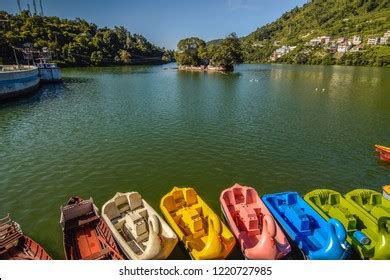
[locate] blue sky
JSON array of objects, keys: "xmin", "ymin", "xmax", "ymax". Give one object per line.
[{"xmin": 1, "ymin": 0, "xmax": 307, "ymax": 49}]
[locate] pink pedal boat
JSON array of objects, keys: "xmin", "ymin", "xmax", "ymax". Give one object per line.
[{"xmin": 220, "ymin": 184, "xmax": 291, "ymax": 259}]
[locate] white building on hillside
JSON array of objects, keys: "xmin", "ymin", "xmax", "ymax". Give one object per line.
[
  {"xmin": 367, "ymin": 37, "xmax": 379, "ymax": 45},
  {"xmin": 319, "ymin": 36, "xmax": 331, "ymax": 44},
  {"xmin": 336, "ymin": 37, "xmax": 347, "ymax": 44},
  {"xmin": 379, "ymin": 37, "xmax": 388, "ymax": 45},
  {"xmin": 309, "ymin": 38, "xmax": 322, "ymax": 46},
  {"xmin": 337, "ymin": 44, "xmax": 349, "ymax": 53},
  {"xmin": 352, "ymin": 35, "xmax": 362, "ymax": 45},
  {"xmin": 270, "ymin": 45, "xmax": 296, "ymax": 61}
]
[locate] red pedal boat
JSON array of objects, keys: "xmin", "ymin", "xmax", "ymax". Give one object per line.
[
  {"xmin": 375, "ymin": 145, "xmax": 390, "ymax": 162},
  {"xmin": 220, "ymin": 184, "xmax": 291, "ymax": 259},
  {"xmin": 60, "ymin": 196, "xmax": 123, "ymax": 260},
  {"xmin": 0, "ymin": 214, "xmax": 52, "ymax": 260}
]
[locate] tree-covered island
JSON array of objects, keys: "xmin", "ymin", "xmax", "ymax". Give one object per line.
[{"xmin": 175, "ymin": 33, "xmax": 243, "ymax": 72}]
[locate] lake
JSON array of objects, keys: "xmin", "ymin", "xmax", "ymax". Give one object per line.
[{"xmin": 0, "ymin": 63, "xmax": 389, "ymax": 259}]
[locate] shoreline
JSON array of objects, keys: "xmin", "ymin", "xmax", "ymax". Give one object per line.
[{"xmin": 178, "ymin": 65, "xmax": 231, "ymax": 72}]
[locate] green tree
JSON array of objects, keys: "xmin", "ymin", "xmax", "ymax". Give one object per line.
[
  {"xmin": 0, "ymin": 11, "xmax": 166, "ymax": 66},
  {"xmin": 209, "ymin": 33, "xmax": 243, "ymax": 70},
  {"xmin": 175, "ymin": 37, "xmax": 206, "ymax": 66}
]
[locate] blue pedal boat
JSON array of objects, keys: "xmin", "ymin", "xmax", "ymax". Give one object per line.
[{"xmin": 262, "ymin": 192, "xmax": 351, "ymax": 260}]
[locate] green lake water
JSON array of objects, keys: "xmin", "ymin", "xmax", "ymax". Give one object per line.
[{"xmin": 0, "ymin": 63, "xmax": 389, "ymax": 259}]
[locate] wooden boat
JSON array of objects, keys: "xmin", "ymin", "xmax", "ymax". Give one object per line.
[
  {"xmin": 0, "ymin": 214, "xmax": 52, "ymax": 260},
  {"xmin": 305, "ymin": 188, "xmax": 390, "ymax": 260},
  {"xmin": 262, "ymin": 192, "xmax": 351, "ymax": 259},
  {"xmin": 160, "ymin": 187, "xmax": 236, "ymax": 260},
  {"xmin": 102, "ymin": 192, "xmax": 178, "ymax": 260},
  {"xmin": 375, "ymin": 145, "xmax": 390, "ymax": 162},
  {"xmin": 343, "ymin": 189, "xmax": 390, "ymax": 259},
  {"xmin": 220, "ymin": 184, "xmax": 290, "ymax": 259},
  {"xmin": 60, "ymin": 196, "xmax": 123, "ymax": 260}
]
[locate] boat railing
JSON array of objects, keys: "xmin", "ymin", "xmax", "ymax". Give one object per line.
[
  {"xmin": 36, "ymin": 62, "xmax": 58, "ymax": 69},
  {"xmin": 0, "ymin": 65, "xmax": 37, "ymax": 72}
]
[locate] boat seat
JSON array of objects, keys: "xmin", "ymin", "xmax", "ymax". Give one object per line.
[
  {"xmin": 309, "ymin": 195, "xmax": 322, "ymax": 206},
  {"xmin": 223, "ymin": 191, "xmax": 235, "ymax": 206},
  {"xmin": 190, "ymin": 217, "xmax": 203, "ymax": 234},
  {"xmin": 104, "ymin": 202, "xmax": 121, "ymax": 221},
  {"xmin": 81, "ymin": 247, "xmax": 110, "ymax": 260},
  {"xmin": 118, "ymin": 204, "xmax": 130, "ymax": 213},
  {"xmin": 328, "ymin": 193, "xmax": 340, "ymax": 205},
  {"xmin": 0, "ymin": 230, "xmax": 21, "ymax": 251},
  {"xmin": 350, "ymin": 195, "xmax": 363, "ymax": 207},
  {"xmin": 369, "ymin": 194, "xmax": 382, "ymax": 206},
  {"xmin": 66, "ymin": 214, "xmax": 99, "ymax": 230},
  {"xmin": 329, "ymin": 206, "xmax": 357, "ymax": 231},
  {"xmin": 172, "ymin": 189, "xmax": 184, "ymax": 202},
  {"xmin": 163, "ymin": 196, "xmax": 177, "ymax": 213},
  {"xmin": 285, "ymin": 206, "xmax": 311, "ymax": 233},
  {"xmin": 246, "ymin": 189, "xmax": 257, "ymax": 204},
  {"xmin": 134, "ymin": 221, "xmax": 148, "ymax": 242},
  {"xmin": 185, "ymin": 189, "xmax": 198, "ymax": 206},
  {"xmin": 286, "ymin": 193, "xmax": 298, "ymax": 205},
  {"xmin": 235, "ymin": 204, "xmax": 260, "ymax": 235},
  {"xmin": 128, "ymin": 193, "xmax": 143, "ymax": 211},
  {"xmin": 125, "ymin": 215, "xmax": 148, "ymax": 243},
  {"xmin": 62, "ymin": 200, "xmax": 95, "ymax": 221}
]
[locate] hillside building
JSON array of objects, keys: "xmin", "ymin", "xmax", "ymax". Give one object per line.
[
  {"xmin": 352, "ymin": 35, "xmax": 362, "ymax": 45},
  {"xmin": 379, "ymin": 37, "xmax": 388, "ymax": 45},
  {"xmin": 367, "ymin": 37, "xmax": 379, "ymax": 45}
]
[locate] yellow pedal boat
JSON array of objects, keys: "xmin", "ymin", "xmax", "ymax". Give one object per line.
[{"xmin": 160, "ymin": 187, "xmax": 236, "ymax": 260}]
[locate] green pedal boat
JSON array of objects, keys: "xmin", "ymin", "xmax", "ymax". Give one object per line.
[{"xmin": 304, "ymin": 189, "xmax": 390, "ymax": 260}]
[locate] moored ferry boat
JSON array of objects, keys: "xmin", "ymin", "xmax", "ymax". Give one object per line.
[
  {"xmin": 0, "ymin": 65, "xmax": 40, "ymax": 101},
  {"xmin": 36, "ymin": 47, "xmax": 62, "ymax": 82}
]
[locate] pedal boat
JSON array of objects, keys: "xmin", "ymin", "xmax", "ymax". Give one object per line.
[
  {"xmin": 262, "ymin": 192, "xmax": 351, "ymax": 259},
  {"xmin": 0, "ymin": 214, "xmax": 52, "ymax": 260},
  {"xmin": 343, "ymin": 189, "xmax": 390, "ymax": 259},
  {"xmin": 60, "ymin": 196, "xmax": 123, "ymax": 260},
  {"xmin": 160, "ymin": 187, "xmax": 236, "ymax": 260},
  {"xmin": 102, "ymin": 192, "xmax": 178, "ymax": 260},
  {"xmin": 220, "ymin": 184, "xmax": 290, "ymax": 259},
  {"xmin": 375, "ymin": 145, "xmax": 390, "ymax": 162}
]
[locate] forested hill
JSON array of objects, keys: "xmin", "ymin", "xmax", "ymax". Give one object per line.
[
  {"xmin": 241, "ymin": 0, "xmax": 390, "ymax": 66},
  {"xmin": 0, "ymin": 11, "xmax": 172, "ymax": 66}
]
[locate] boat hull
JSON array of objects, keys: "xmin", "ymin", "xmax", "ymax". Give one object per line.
[
  {"xmin": 262, "ymin": 191, "xmax": 351, "ymax": 260},
  {"xmin": 0, "ymin": 66, "xmax": 40, "ymax": 102},
  {"xmin": 343, "ymin": 189, "xmax": 390, "ymax": 260},
  {"xmin": 375, "ymin": 145, "xmax": 390, "ymax": 162},
  {"xmin": 38, "ymin": 66, "xmax": 62, "ymax": 83},
  {"xmin": 160, "ymin": 187, "xmax": 236, "ymax": 260},
  {"xmin": 60, "ymin": 197, "xmax": 123, "ymax": 260},
  {"xmin": 102, "ymin": 192, "xmax": 178, "ymax": 260},
  {"xmin": 0, "ymin": 215, "xmax": 52, "ymax": 260},
  {"xmin": 220, "ymin": 184, "xmax": 290, "ymax": 259}
]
